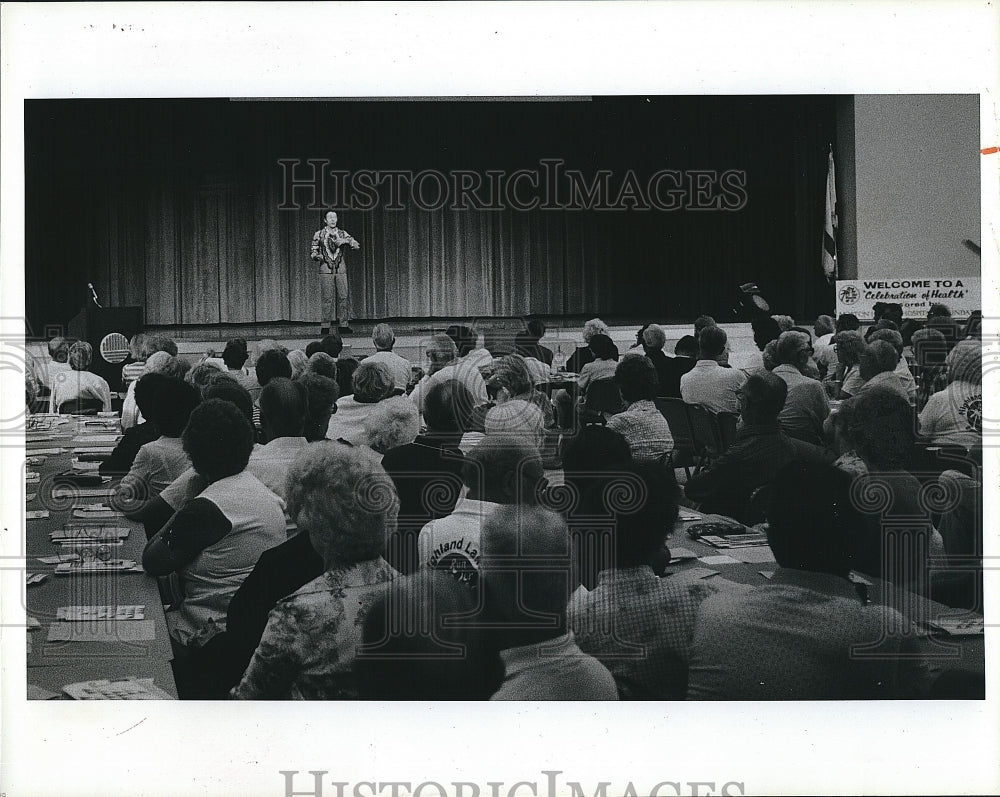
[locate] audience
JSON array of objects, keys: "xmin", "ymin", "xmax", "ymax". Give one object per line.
[
  {"xmin": 857, "ymin": 339, "xmax": 911, "ymax": 404},
  {"xmin": 577, "ymin": 333, "xmax": 619, "ymax": 393},
  {"xmin": 515, "ymin": 318, "xmax": 554, "ymax": 365},
  {"xmin": 829, "ymin": 329, "xmax": 867, "ymax": 398},
  {"xmin": 868, "ymin": 327, "xmax": 916, "ymax": 402},
  {"xmin": 910, "ymin": 327, "xmax": 950, "ymax": 410},
  {"xmin": 121, "ymin": 332, "xmax": 149, "ymax": 387},
  {"xmin": 295, "ymin": 370, "xmax": 339, "ymax": 442},
  {"xmin": 248, "ymin": 377, "xmax": 310, "ymax": 500},
  {"xmin": 326, "ymin": 360, "xmax": 396, "ymax": 444},
  {"xmin": 693, "ymin": 315, "xmax": 716, "ymax": 338},
  {"xmin": 680, "ymin": 326, "xmax": 746, "ymax": 414},
  {"xmin": 481, "ymin": 505, "xmax": 618, "ymax": 700},
  {"xmin": 684, "ymin": 372, "xmax": 832, "ymax": 521},
  {"xmin": 363, "ymin": 395, "xmax": 420, "ymax": 457},
  {"xmin": 366, "ymin": 323, "xmax": 412, "ymax": 390},
  {"xmin": 287, "ymin": 349, "xmax": 309, "ymax": 380},
  {"xmin": 641, "ymin": 323, "xmax": 693, "ymax": 398},
  {"xmin": 38, "ymin": 336, "xmax": 73, "ymax": 391},
  {"xmin": 306, "ymin": 351, "xmax": 338, "ymax": 381},
  {"xmin": 222, "ymin": 339, "xmax": 258, "ymax": 394},
  {"xmin": 606, "ymin": 354, "xmax": 673, "ymax": 463},
  {"xmin": 410, "ymin": 334, "xmax": 489, "ymax": 413},
  {"xmin": 687, "ymin": 461, "xmax": 936, "ymax": 699},
  {"xmin": 918, "ymin": 338, "xmax": 982, "ymax": 448},
  {"xmin": 231, "ymin": 444, "xmax": 399, "ymax": 699},
  {"xmin": 771, "ymin": 331, "xmax": 829, "ymax": 445},
  {"xmin": 446, "ymin": 323, "xmax": 493, "ymax": 370},
  {"xmin": 49, "ymin": 341, "xmax": 113, "ymax": 414},
  {"xmin": 565, "ymin": 317, "xmax": 609, "ymax": 374}
]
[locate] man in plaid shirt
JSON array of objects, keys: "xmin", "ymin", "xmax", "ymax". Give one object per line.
[{"xmin": 310, "ymin": 211, "xmax": 360, "ymax": 334}]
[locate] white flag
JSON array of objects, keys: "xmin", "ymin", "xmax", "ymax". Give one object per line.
[{"xmin": 822, "ymin": 147, "xmax": 838, "ymax": 282}]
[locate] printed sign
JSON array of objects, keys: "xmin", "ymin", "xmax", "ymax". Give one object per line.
[{"xmin": 835, "ymin": 277, "xmax": 980, "ymax": 320}]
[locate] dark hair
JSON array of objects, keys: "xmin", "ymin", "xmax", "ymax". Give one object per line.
[
  {"xmin": 445, "ymin": 324, "xmax": 477, "ymax": 358},
  {"xmin": 694, "ymin": 315, "xmax": 716, "ymax": 337},
  {"xmin": 927, "ymin": 302, "xmax": 952, "ymax": 319},
  {"xmin": 615, "ymin": 354, "xmax": 659, "ymax": 402},
  {"xmin": 740, "ymin": 372, "xmax": 787, "ymax": 424},
  {"xmin": 899, "ymin": 319, "xmax": 923, "ymax": 348},
  {"xmin": 222, "ymin": 340, "xmax": 249, "ymax": 370},
  {"xmin": 751, "ymin": 316, "xmax": 782, "ymax": 351},
  {"xmin": 318, "ymin": 333, "xmax": 344, "ymax": 359},
  {"xmin": 295, "ymin": 371, "xmax": 339, "ymax": 442},
  {"xmin": 202, "ymin": 380, "xmax": 254, "ymax": 425},
  {"xmin": 305, "ymin": 341, "xmax": 322, "ymax": 358},
  {"xmin": 835, "ymin": 313, "xmax": 861, "ymax": 332},
  {"xmin": 133, "ymin": 372, "xmax": 168, "ymax": 421},
  {"xmin": 147, "ymin": 335, "xmax": 179, "ymax": 357},
  {"xmin": 259, "ymin": 377, "xmax": 308, "ymax": 438},
  {"xmin": 858, "ymin": 340, "xmax": 899, "ymax": 379},
  {"xmin": 588, "ymin": 333, "xmax": 618, "ymax": 361},
  {"xmin": 352, "ymin": 361, "xmax": 394, "ymax": 404},
  {"xmin": 673, "ymin": 335, "xmax": 699, "ymax": 358},
  {"xmin": 145, "ymin": 376, "xmax": 200, "ymax": 437},
  {"xmin": 336, "ymin": 356, "xmax": 360, "ymax": 398},
  {"xmin": 526, "ymin": 318, "xmax": 546, "ymax": 340},
  {"xmin": 561, "ymin": 426, "xmax": 631, "ymax": 475},
  {"xmin": 608, "ymin": 461, "xmax": 679, "ymax": 568},
  {"xmin": 837, "ymin": 388, "xmax": 915, "ymax": 470},
  {"xmin": 698, "ymin": 325, "xmax": 728, "ymax": 359},
  {"xmin": 182, "ymin": 398, "xmax": 254, "ymax": 481},
  {"xmin": 424, "ymin": 378, "xmax": 475, "ymax": 433},
  {"xmin": 255, "ymin": 349, "xmax": 292, "ymax": 386},
  {"xmin": 766, "ymin": 462, "xmax": 862, "ymax": 575}
]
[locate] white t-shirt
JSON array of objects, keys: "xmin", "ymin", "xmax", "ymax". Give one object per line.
[{"xmin": 918, "ymin": 381, "xmax": 982, "ymax": 447}]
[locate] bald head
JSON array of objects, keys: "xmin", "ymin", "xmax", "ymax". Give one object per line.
[{"xmin": 259, "ymin": 376, "xmax": 308, "ymax": 440}]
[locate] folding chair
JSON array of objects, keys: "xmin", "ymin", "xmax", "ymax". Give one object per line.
[
  {"xmin": 654, "ymin": 397, "xmax": 699, "ymax": 478},
  {"xmin": 579, "ymin": 378, "xmax": 624, "ymax": 427}
]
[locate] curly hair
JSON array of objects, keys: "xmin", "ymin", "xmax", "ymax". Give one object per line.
[
  {"xmin": 364, "ymin": 396, "xmax": 420, "ymax": 454},
  {"xmin": 641, "ymin": 323, "xmax": 667, "ymax": 351},
  {"xmin": 68, "ymin": 341, "xmax": 93, "ymax": 371},
  {"xmin": 255, "ymin": 349, "xmax": 292, "ymax": 386},
  {"xmin": 284, "ymin": 443, "xmax": 399, "ymax": 565},
  {"xmin": 582, "ymin": 318, "xmax": 609, "ymax": 344},
  {"xmin": 307, "ymin": 351, "xmax": 338, "ymax": 381},
  {"xmin": 614, "ymin": 353, "xmax": 659, "ymax": 402},
  {"xmin": 490, "ymin": 354, "xmax": 534, "ymax": 398},
  {"xmin": 182, "ymin": 398, "xmax": 255, "ymax": 481},
  {"xmin": 833, "ymin": 330, "xmax": 866, "ymax": 366},
  {"xmin": 946, "ymin": 339, "xmax": 982, "ymax": 386}
]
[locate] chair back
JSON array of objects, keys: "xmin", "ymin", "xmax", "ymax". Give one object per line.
[
  {"xmin": 654, "ymin": 397, "xmax": 696, "ymax": 450},
  {"xmin": 687, "ymin": 403, "xmax": 725, "ymax": 459},
  {"xmin": 714, "ymin": 411, "xmax": 739, "ymax": 451},
  {"xmin": 58, "ymin": 398, "xmax": 104, "ymax": 415}
]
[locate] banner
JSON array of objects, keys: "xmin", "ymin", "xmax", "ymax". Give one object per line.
[{"xmin": 835, "ymin": 277, "xmax": 980, "ymax": 320}]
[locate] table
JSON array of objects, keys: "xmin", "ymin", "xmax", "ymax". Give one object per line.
[{"xmin": 24, "ymin": 415, "xmax": 177, "ymax": 699}]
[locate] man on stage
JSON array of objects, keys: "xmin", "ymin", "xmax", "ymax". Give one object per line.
[{"xmin": 310, "ymin": 211, "xmax": 360, "ymax": 334}]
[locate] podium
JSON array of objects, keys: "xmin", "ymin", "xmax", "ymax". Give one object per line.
[{"xmin": 67, "ymin": 305, "xmax": 143, "ymax": 389}]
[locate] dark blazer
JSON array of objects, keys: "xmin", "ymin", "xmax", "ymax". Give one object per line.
[{"xmin": 646, "ymin": 350, "xmax": 696, "ymax": 399}]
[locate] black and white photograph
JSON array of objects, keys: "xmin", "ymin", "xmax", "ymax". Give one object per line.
[{"xmin": 2, "ymin": 3, "xmax": 997, "ymax": 796}]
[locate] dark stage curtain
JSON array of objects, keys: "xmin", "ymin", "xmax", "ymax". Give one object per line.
[{"xmin": 25, "ymin": 98, "xmax": 837, "ymax": 333}]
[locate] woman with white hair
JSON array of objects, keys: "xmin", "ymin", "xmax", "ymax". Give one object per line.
[
  {"xmin": 49, "ymin": 341, "xmax": 113, "ymax": 413},
  {"xmin": 287, "ymin": 349, "xmax": 309, "ymax": 380},
  {"xmin": 918, "ymin": 338, "xmax": 982, "ymax": 448},
  {"xmin": 326, "ymin": 360, "xmax": 396, "ymax": 445},
  {"xmin": 231, "ymin": 444, "xmax": 399, "ymax": 700},
  {"xmin": 566, "ymin": 317, "xmax": 610, "ymax": 374},
  {"xmin": 363, "ymin": 395, "xmax": 420, "ymax": 458},
  {"xmin": 483, "ymin": 399, "xmax": 546, "ymax": 454}
]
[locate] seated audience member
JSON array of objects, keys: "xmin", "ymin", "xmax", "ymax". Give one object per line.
[
  {"xmin": 334, "ymin": 355, "xmax": 360, "ymax": 399},
  {"xmin": 326, "ymin": 360, "xmax": 395, "ymax": 445},
  {"xmin": 248, "ymin": 377, "xmax": 309, "ymax": 500},
  {"xmin": 900, "ymin": 319, "xmax": 923, "ymax": 367},
  {"xmin": 482, "ymin": 505, "xmax": 618, "ymax": 700},
  {"xmin": 222, "ymin": 339, "xmax": 258, "ymax": 394},
  {"xmin": 771, "ymin": 331, "xmax": 829, "ymax": 445},
  {"xmin": 287, "ymin": 349, "xmax": 309, "ymax": 380},
  {"xmin": 38, "ymin": 336, "xmax": 73, "ymax": 391},
  {"xmin": 515, "ymin": 318, "xmax": 554, "ymax": 366},
  {"xmin": 693, "ymin": 315, "xmax": 716, "ymax": 338},
  {"xmin": 828, "ymin": 329, "xmax": 866, "ymax": 398},
  {"xmin": 790, "ymin": 326, "xmax": 822, "ymax": 379},
  {"xmin": 771, "ymin": 314, "xmax": 794, "ymax": 333},
  {"xmin": 680, "ymin": 325, "xmax": 746, "ymax": 414},
  {"xmin": 356, "ymin": 569, "xmax": 504, "ymax": 699},
  {"xmin": 918, "ymin": 338, "xmax": 982, "ymax": 448},
  {"xmin": 121, "ymin": 332, "xmax": 148, "ymax": 388},
  {"xmin": 306, "ymin": 351, "xmax": 338, "ymax": 381},
  {"xmin": 363, "ymin": 396, "xmax": 420, "ymax": 458},
  {"xmin": 925, "ymin": 313, "xmax": 960, "ymax": 350},
  {"xmin": 687, "ymin": 462, "xmax": 937, "ymax": 700},
  {"xmin": 231, "ymin": 444, "xmax": 399, "ymax": 699},
  {"xmin": 838, "ymin": 388, "xmax": 944, "ymax": 593},
  {"xmin": 748, "ymin": 315, "xmax": 782, "ymax": 372},
  {"xmin": 910, "ymin": 328, "xmax": 949, "ymax": 410},
  {"xmin": 50, "ymin": 341, "xmax": 113, "ymax": 413},
  {"xmin": 672, "ymin": 335, "xmax": 699, "ymax": 365},
  {"xmin": 577, "ymin": 334, "xmax": 620, "ymax": 394},
  {"xmin": 684, "ymin": 372, "xmax": 832, "ymax": 522},
  {"xmin": 418, "ymin": 437, "xmax": 543, "ymax": 587},
  {"xmin": 606, "ymin": 354, "xmax": 673, "ymax": 463},
  {"xmin": 962, "ymin": 310, "xmax": 982, "ymax": 341},
  {"xmin": 121, "ymin": 339, "xmax": 183, "ymax": 428},
  {"xmin": 142, "ymin": 400, "xmax": 286, "ymax": 660},
  {"xmin": 813, "ymin": 314, "xmax": 835, "ymax": 347},
  {"xmin": 117, "ymin": 375, "xmax": 200, "ymax": 513},
  {"xmin": 827, "ymin": 408, "xmax": 868, "ymax": 477},
  {"xmin": 295, "ymin": 371, "xmax": 338, "ymax": 442},
  {"xmin": 761, "ymin": 339, "xmax": 779, "ymax": 371},
  {"xmin": 858, "ymin": 340, "xmax": 911, "ymax": 404},
  {"xmin": 642, "ymin": 323, "xmax": 693, "ymax": 398},
  {"xmin": 252, "ymin": 348, "xmax": 293, "ymax": 430},
  {"xmin": 484, "ymin": 399, "xmax": 546, "ymax": 455},
  {"xmin": 100, "ymin": 396, "xmax": 163, "ymax": 477},
  {"xmin": 317, "ymin": 333, "xmax": 343, "ymax": 360},
  {"xmin": 569, "ymin": 461, "xmax": 731, "ymax": 699},
  {"xmin": 304, "ymin": 340, "xmax": 322, "ymax": 358},
  {"xmin": 446, "ymin": 324, "xmax": 493, "ymax": 370},
  {"xmin": 185, "ymin": 362, "xmax": 227, "ymax": 394},
  {"xmin": 565, "ymin": 318, "xmax": 610, "ymax": 374},
  {"xmin": 483, "ymin": 353, "xmax": 555, "ymax": 427},
  {"xmin": 815, "ymin": 314, "xmax": 859, "ymax": 380},
  {"xmin": 868, "ymin": 328, "xmax": 916, "ymax": 402},
  {"xmin": 366, "ymin": 323, "xmax": 412, "ymax": 390},
  {"xmin": 410, "ymin": 334, "xmax": 489, "ymax": 413}
]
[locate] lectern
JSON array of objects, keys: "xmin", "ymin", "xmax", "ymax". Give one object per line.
[{"xmin": 66, "ymin": 305, "xmax": 143, "ymax": 389}]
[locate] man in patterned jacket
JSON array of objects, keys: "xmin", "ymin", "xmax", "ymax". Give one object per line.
[{"xmin": 310, "ymin": 211, "xmax": 360, "ymax": 334}]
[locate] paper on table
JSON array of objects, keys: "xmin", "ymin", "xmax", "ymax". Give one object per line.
[
  {"xmin": 63, "ymin": 677, "xmax": 172, "ymax": 700},
  {"xmin": 668, "ymin": 547, "xmax": 699, "ymax": 561},
  {"xmin": 677, "ymin": 511, "xmax": 703, "ymax": 521},
  {"xmin": 728, "ymin": 546, "xmax": 777, "ymax": 564},
  {"xmin": 52, "ymin": 485, "xmax": 116, "ymax": 498},
  {"xmin": 71, "ymin": 434, "xmax": 121, "ymax": 444},
  {"xmin": 698, "ymin": 554, "xmax": 742, "ymax": 566},
  {"xmin": 46, "ymin": 620, "xmax": 156, "ymax": 643},
  {"xmin": 26, "ymin": 448, "xmax": 65, "ymax": 456},
  {"xmin": 37, "ymin": 553, "xmax": 82, "ymax": 564},
  {"xmin": 25, "ymin": 493, "xmax": 37, "ymax": 502},
  {"xmin": 672, "ymin": 566, "xmax": 721, "ymax": 580},
  {"xmin": 759, "ymin": 570, "xmax": 775, "ymax": 580},
  {"xmin": 25, "ymin": 510, "xmax": 50, "ymax": 520},
  {"xmin": 57, "ymin": 605, "xmax": 146, "ymax": 621}
]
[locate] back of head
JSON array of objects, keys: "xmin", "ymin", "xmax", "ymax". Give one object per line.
[
  {"xmin": 307, "ymin": 351, "xmax": 338, "ymax": 380},
  {"xmin": 336, "ymin": 356, "xmax": 360, "ymax": 398},
  {"xmin": 129, "ymin": 332, "xmax": 147, "ymax": 360},
  {"xmin": 928, "ymin": 302, "xmax": 952, "ymax": 319},
  {"xmin": 203, "ymin": 380, "xmax": 254, "ymax": 426},
  {"xmin": 606, "ymin": 460, "xmax": 679, "ymax": 568},
  {"xmin": 899, "ymin": 319, "xmax": 922, "ymax": 348},
  {"xmin": 835, "ymin": 313, "xmax": 861, "ymax": 332},
  {"xmin": 147, "ymin": 376, "xmax": 201, "ymax": 437},
  {"xmin": 771, "ymin": 314, "xmax": 795, "ymax": 332},
  {"xmin": 49, "ymin": 336, "xmax": 69, "ymax": 362},
  {"xmin": 740, "ymin": 371, "xmax": 787, "ymax": 424},
  {"xmin": 775, "ymin": 330, "xmax": 811, "ymax": 367},
  {"xmin": 561, "ymin": 426, "xmax": 631, "ymax": 476},
  {"xmin": 882, "ymin": 303, "xmax": 904, "ymax": 325},
  {"xmin": 615, "ymin": 353, "xmax": 658, "ymax": 402},
  {"xmin": 582, "ymin": 318, "xmax": 609, "ymax": 344},
  {"xmin": 372, "ymin": 322, "xmax": 395, "ymax": 351},
  {"xmin": 259, "ymin": 376, "xmax": 308, "ymax": 438},
  {"xmin": 911, "ymin": 327, "xmax": 947, "ymax": 365},
  {"xmin": 182, "ymin": 398, "xmax": 255, "ymax": 482},
  {"xmin": 255, "ymin": 349, "xmax": 292, "ymax": 386},
  {"xmin": 427, "ymin": 334, "xmax": 459, "ymax": 371},
  {"xmin": 837, "ymin": 388, "xmax": 915, "ymax": 469},
  {"xmin": 364, "ymin": 396, "xmax": 420, "ymax": 454},
  {"xmin": 946, "ymin": 338, "xmax": 982, "ymax": 385},
  {"xmin": 304, "ymin": 340, "xmax": 322, "ymax": 358},
  {"xmin": 813, "ymin": 314, "xmax": 835, "ymax": 337},
  {"xmin": 160, "ymin": 355, "xmax": 192, "ymax": 381},
  {"xmin": 222, "ymin": 340, "xmax": 249, "ymax": 370},
  {"xmin": 698, "ymin": 325, "xmax": 728, "ymax": 360},
  {"xmin": 287, "ymin": 349, "xmax": 309, "ymax": 379},
  {"xmin": 444, "ymin": 325, "xmax": 476, "ymax": 358},
  {"xmin": 489, "ymin": 354, "xmax": 533, "ymax": 399},
  {"xmin": 869, "ymin": 328, "xmax": 904, "ymax": 356},
  {"xmin": 526, "ymin": 318, "xmax": 546, "ymax": 340},
  {"xmin": 859, "ymin": 340, "xmax": 899, "ymax": 380},
  {"xmin": 318, "ymin": 333, "xmax": 344, "ymax": 359},
  {"xmin": 294, "ymin": 371, "xmax": 339, "ymax": 441},
  {"xmin": 673, "ymin": 334, "xmax": 699, "ymax": 358},
  {"xmin": 926, "ymin": 315, "xmax": 959, "ymax": 348},
  {"xmin": 641, "ymin": 323, "xmax": 666, "ymax": 351},
  {"xmin": 144, "ymin": 335, "xmax": 178, "ymax": 358},
  {"xmin": 761, "ymin": 340, "xmax": 779, "ymax": 371},
  {"xmin": 464, "ymin": 435, "xmax": 543, "ymax": 504},
  {"xmin": 186, "ymin": 362, "xmax": 225, "ymax": 393},
  {"xmin": 423, "ymin": 378, "xmax": 475, "ymax": 433},
  {"xmin": 68, "ymin": 341, "xmax": 93, "ymax": 371},
  {"xmin": 588, "ymin": 333, "xmax": 618, "ymax": 361},
  {"xmin": 352, "ymin": 360, "xmax": 394, "ymax": 403},
  {"xmin": 134, "ymin": 372, "xmax": 169, "ymax": 421},
  {"xmin": 693, "ymin": 315, "xmax": 716, "ymax": 338},
  {"xmin": 833, "ymin": 329, "xmax": 865, "ymax": 365},
  {"xmin": 766, "ymin": 462, "xmax": 861, "ymax": 576},
  {"xmin": 484, "ymin": 399, "xmax": 545, "ymax": 451},
  {"xmin": 751, "ymin": 315, "xmax": 782, "ymax": 351}
]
